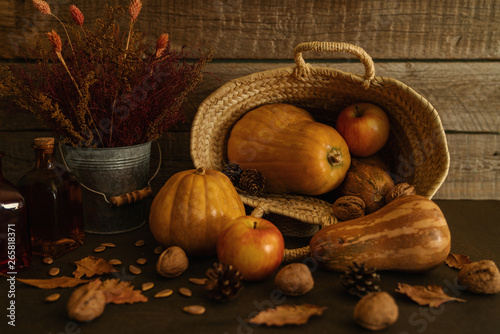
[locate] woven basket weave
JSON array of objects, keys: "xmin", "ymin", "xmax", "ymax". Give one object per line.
[{"xmin": 191, "ymin": 42, "xmax": 450, "ymax": 258}]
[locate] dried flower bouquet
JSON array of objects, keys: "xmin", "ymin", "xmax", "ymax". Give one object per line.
[{"xmin": 0, "ymin": 0, "xmax": 213, "ymax": 148}]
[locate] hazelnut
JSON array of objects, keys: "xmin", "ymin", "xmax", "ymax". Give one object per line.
[
  {"xmin": 458, "ymin": 260, "xmax": 500, "ymax": 294},
  {"xmin": 354, "ymin": 291, "xmax": 398, "ymax": 331},
  {"xmin": 67, "ymin": 280, "xmax": 106, "ymax": 322},
  {"xmin": 274, "ymin": 263, "xmax": 314, "ymax": 296},
  {"xmin": 156, "ymin": 246, "xmax": 189, "ymax": 278}
]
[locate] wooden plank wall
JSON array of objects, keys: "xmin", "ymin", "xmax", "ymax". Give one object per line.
[{"xmin": 0, "ymin": 0, "xmax": 499, "ymax": 199}]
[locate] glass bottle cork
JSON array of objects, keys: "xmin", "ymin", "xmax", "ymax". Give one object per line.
[
  {"xmin": 0, "ymin": 151, "xmax": 31, "ymax": 273},
  {"xmin": 17, "ymin": 137, "xmax": 84, "ymax": 258}
]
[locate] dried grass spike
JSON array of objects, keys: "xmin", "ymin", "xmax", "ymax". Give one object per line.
[
  {"xmin": 46, "ymin": 30, "xmax": 62, "ymax": 53},
  {"xmin": 70, "ymin": 5, "xmax": 84, "ymax": 26},
  {"xmin": 129, "ymin": 0, "xmax": 143, "ymax": 20},
  {"xmin": 32, "ymin": 0, "xmax": 51, "ymax": 15},
  {"xmin": 155, "ymin": 33, "xmax": 169, "ymax": 58}
]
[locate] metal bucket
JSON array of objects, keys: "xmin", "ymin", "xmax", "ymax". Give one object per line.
[{"xmin": 61, "ymin": 141, "xmax": 152, "ymax": 234}]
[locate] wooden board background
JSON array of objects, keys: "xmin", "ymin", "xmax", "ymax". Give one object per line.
[{"xmin": 0, "ymin": 0, "xmax": 499, "ymax": 199}]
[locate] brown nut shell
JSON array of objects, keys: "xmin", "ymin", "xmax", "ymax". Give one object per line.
[
  {"xmin": 385, "ymin": 183, "xmax": 416, "ymax": 203},
  {"xmin": 156, "ymin": 246, "xmax": 189, "ymax": 278},
  {"xmin": 67, "ymin": 280, "xmax": 106, "ymax": 322},
  {"xmin": 274, "ymin": 263, "xmax": 314, "ymax": 296},
  {"xmin": 332, "ymin": 196, "xmax": 366, "ymax": 221},
  {"xmin": 354, "ymin": 291, "xmax": 398, "ymax": 331},
  {"xmin": 458, "ymin": 260, "xmax": 500, "ymax": 294}
]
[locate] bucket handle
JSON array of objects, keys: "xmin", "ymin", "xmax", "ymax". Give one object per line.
[
  {"xmin": 58, "ymin": 141, "xmax": 161, "ymax": 207},
  {"xmin": 292, "ymin": 41, "xmax": 375, "ymax": 89}
]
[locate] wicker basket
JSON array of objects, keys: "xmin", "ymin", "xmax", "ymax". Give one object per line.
[{"xmin": 191, "ymin": 42, "xmax": 450, "ymax": 257}]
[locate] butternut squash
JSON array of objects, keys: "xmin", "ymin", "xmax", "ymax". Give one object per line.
[
  {"xmin": 227, "ymin": 103, "xmax": 350, "ymax": 195},
  {"xmin": 310, "ymin": 195, "xmax": 451, "ymax": 272}
]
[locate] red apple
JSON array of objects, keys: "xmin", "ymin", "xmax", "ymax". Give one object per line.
[
  {"xmin": 336, "ymin": 102, "xmax": 390, "ymax": 157},
  {"xmin": 216, "ymin": 216, "xmax": 285, "ymax": 281}
]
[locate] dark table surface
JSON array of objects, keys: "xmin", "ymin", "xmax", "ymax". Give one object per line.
[{"xmin": 1, "ymin": 200, "xmax": 499, "ymax": 334}]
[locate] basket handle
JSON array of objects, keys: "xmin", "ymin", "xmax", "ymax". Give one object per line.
[
  {"xmin": 293, "ymin": 42, "xmax": 375, "ymax": 88},
  {"xmin": 250, "ymin": 203, "xmax": 311, "ymax": 262}
]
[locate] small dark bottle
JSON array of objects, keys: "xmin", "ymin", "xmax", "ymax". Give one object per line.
[
  {"xmin": 0, "ymin": 151, "xmax": 31, "ymax": 273},
  {"xmin": 17, "ymin": 138, "xmax": 84, "ymax": 258}
]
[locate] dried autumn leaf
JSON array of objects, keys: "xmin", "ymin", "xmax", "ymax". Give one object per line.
[
  {"xmin": 99, "ymin": 279, "xmax": 148, "ymax": 304},
  {"xmin": 395, "ymin": 283, "xmax": 466, "ymax": 308},
  {"xmin": 73, "ymin": 256, "xmax": 117, "ymax": 279},
  {"xmin": 247, "ymin": 304, "xmax": 326, "ymax": 326},
  {"xmin": 445, "ymin": 253, "xmax": 473, "ymax": 269},
  {"xmin": 16, "ymin": 276, "xmax": 90, "ymax": 289}
]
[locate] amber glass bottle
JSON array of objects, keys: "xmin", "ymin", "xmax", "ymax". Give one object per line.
[
  {"xmin": 0, "ymin": 151, "xmax": 31, "ymax": 273},
  {"xmin": 17, "ymin": 138, "xmax": 84, "ymax": 258}
]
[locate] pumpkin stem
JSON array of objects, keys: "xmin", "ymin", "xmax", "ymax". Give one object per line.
[
  {"xmin": 195, "ymin": 167, "xmax": 206, "ymax": 175},
  {"xmin": 327, "ymin": 148, "xmax": 343, "ymax": 167}
]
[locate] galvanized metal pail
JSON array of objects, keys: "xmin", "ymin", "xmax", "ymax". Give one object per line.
[{"xmin": 61, "ymin": 141, "xmax": 154, "ymax": 234}]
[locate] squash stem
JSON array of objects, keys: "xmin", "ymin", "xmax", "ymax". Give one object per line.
[
  {"xmin": 195, "ymin": 167, "xmax": 206, "ymax": 175},
  {"xmin": 327, "ymin": 148, "xmax": 343, "ymax": 167}
]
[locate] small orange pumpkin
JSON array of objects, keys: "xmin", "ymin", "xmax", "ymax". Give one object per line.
[
  {"xmin": 149, "ymin": 167, "xmax": 246, "ymax": 256},
  {"xmin": 227, "ymin": 103, "xmax": 351, "ymax": 195}
]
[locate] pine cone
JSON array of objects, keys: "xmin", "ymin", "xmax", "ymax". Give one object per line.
[
  {"xmin": 205, "ymin": 262, "xmax": 243, "ymax": 302},
  {"xmin": 239, "ymin": 169, "xmax": 265, "ymax": 196},
  {"xmin": 222, "ymin": 162, "xmax": 243, "ymax": 186},
  {"xmin": 341, "ymin": 262, "xmax": 381, "ymax": 298}
]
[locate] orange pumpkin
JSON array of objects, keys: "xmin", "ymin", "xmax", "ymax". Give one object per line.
[
  {"xmin": 149, "ymin": 167, "xmax": 246, "ymax": 256},
  {"xmin": 227, "ymin": 103, "xmax": 351, "ymax": 195}
]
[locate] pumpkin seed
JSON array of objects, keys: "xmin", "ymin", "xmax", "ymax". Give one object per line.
[
  {"xmin": 189, "ymin": 278, "xmax": 208, "ymax": 285},
  {"xmin": 142, "ymin": 282, "xmax": 154, "ymax": 291},
  {"xmin": 129, "ymin": 265, "xmax": 142, "ymax": 275},
  {"xmin": 136, "ymin": 258, "xmax": 147, "ymax": 265},
  {"xmin": 101, "ymin": 242, "xmax": 116, "ymax": 248},
  {"xmin": 109, "ymin": 259, "xmax": 122, "ymax": 266},
  {"xmin": 94, "ymin": 245, "xmax": 106, "ymax": 253},
  {"xmin": 48, "ymin": 267, "xmax": 60, "ymax": 276},
  {"xmin": 45, "ymin": 293, "xmax": 60, "ymax": 303},
  {"xmin": 154, "ymin": 288, "xmax": 173, "ymax": 298},
  {"xmin": 42, "ymin": 257, "xmax": 53, "ymax": 265},
  {"xmin": 135, "ymin": 239, "xmax": 145, "ymax": 247},
  {"xmin": 183, "ymin": 305, "xmax": 206, "ymax": 315},
  {"xmin": 154, "ymin": 245, "xmax": 164, "ymax": 254},
  {"xmin": 179, "ymin": 287, "xmax": 192, "ymax": 297}
]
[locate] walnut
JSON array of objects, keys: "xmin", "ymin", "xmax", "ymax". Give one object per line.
[
  {"xmin": 458, "ymin": 260, "xmax": 500, "ymax": 294},
  {"xmin": 332, "ymin": 196, "xmax": 365, "ymax": 221},
  {"xmin": 354, "ymin": 291, "xmax": 399, "ymax": 331},
  {"xmin": 385, "ymin": 183, "xmax": 416, "ymax": 203},
  {"xmin": 156, "ymin": 246, "xmax": 189, "ymax": 278},
  {"xmin": 274, "ymin": 263, "xmax": 314, "ymax": 296},
  {"xmin": 67, "ymin": 280, "xmax": 106, "ymax": 322}
]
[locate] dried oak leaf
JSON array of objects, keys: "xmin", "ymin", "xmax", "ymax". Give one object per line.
[
  {"xmin": 99, "ymin": 279, "xmax": 148, "ymax": 304},
  {"xmin": 395, "ymin": 283, "xmax": 466, "ymax": 308},
  {"xmin": 247, "ymin": 304, "xmax": 326, "ymax": 326},
  {"xmin": 16, "ymin": 276, "xmax": 90, "ymax": 289},
  {"xmin": 445, "ymin": 253, "xmax": 473, "ymax": 270},
  {"xmin": 73, "ymin": 256, "xmax": 118, "ymax": 279}
]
